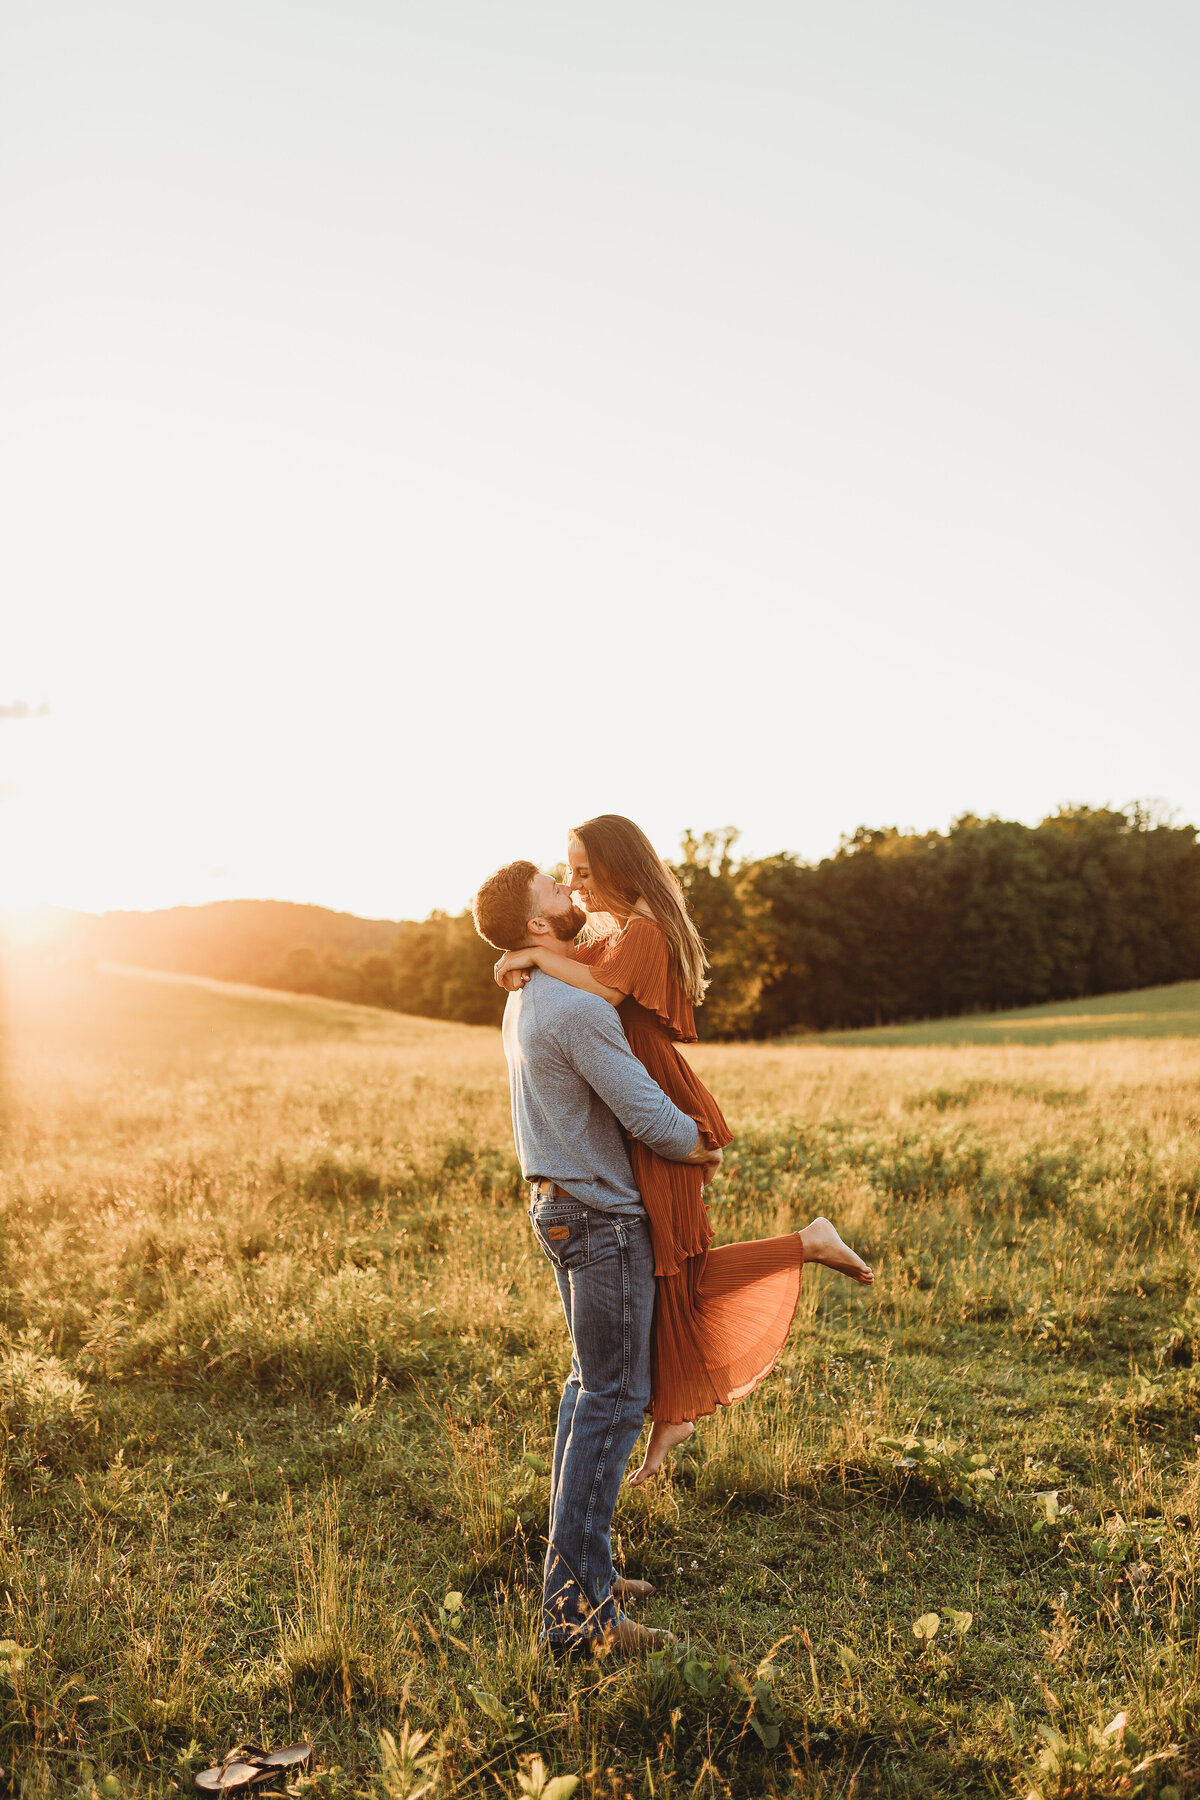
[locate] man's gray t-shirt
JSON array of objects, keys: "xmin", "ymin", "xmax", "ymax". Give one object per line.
[{"xmin": 502, "ymin": 968, "xmax": 699, "ymax": 1215}]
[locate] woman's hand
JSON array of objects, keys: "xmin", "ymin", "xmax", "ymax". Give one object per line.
[{"xmin": 494, "ymin": 948, "xmax": 537, "ymax": 992}]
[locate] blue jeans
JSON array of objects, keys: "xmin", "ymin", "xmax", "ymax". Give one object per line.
[{"xmin": 528, "ymin": 1193, "xmax": 654, "ymax": 1653}]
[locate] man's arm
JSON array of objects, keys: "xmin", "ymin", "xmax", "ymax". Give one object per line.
[{"xmin": 558, "ymin": 999, "xmax": 714, "ymax": 1164}]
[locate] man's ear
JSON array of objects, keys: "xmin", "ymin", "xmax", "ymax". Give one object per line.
[{"xmin": 526, "ymin": 916, "xmax": 551, "ymax": 942}]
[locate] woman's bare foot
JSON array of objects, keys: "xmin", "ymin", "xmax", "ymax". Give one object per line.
[
  {"xmin": 627, "ymin": 1419, "xmax": 695, "ymax": 1486},
  {"xmin": 613, "ymin": 1576, "xmax": 655, "ymax": 1600},
  {"xmin": 798, "ymin": 1216, "xmax": 874, "ymax": 1284}
]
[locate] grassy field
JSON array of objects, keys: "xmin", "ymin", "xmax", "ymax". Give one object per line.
[
  {"xmin": 3, "ymin": 963, "xmax": 1200, "ymax": 1799},
  {"xmin": 807, "ymin": 979, "xmax": 1200, "ymax": 1048}
]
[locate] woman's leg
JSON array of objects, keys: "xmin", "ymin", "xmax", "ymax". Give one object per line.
[
  {"xmin": 627, "ymin": 1416, "xmax": 694, "ymax": 1487},
  {"xmin": 628, "ymin": 1275, "xmax": 695, "ymax": 1486},
  {"xmin": 626, "ymin": 1223, "xmax": 872, "ymax": 1482}
]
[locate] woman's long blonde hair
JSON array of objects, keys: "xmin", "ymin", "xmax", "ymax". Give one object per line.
[{"xmin": 570, "ymin": 814, "xmax": 710, "ymax": 1005}]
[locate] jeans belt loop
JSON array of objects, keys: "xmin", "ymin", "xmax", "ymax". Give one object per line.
[{"xmin": 532, "ymin": 1179, "xmax": 573, "ymax": 1201}]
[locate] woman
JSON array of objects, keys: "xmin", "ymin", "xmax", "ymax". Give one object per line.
[{"xmin": 494, "ymin": 814, "xmax": 872, "ymax": 1485}]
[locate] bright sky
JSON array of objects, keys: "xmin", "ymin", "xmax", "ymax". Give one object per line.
[{"xmin": 3, "ymin": 1, "xmax": 1197, "ymax": 922}]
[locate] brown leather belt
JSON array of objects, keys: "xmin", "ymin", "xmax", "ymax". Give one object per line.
[{"xmin": 530, "ymin": 1179, "xmax": 574, "ymax": 1200}]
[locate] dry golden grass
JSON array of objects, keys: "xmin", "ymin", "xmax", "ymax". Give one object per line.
[{"xmin": 2, "ymin": 962, "xmax": 1200, "ymax": 1799}]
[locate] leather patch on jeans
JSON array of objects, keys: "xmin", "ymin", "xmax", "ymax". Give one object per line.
[{"xmin": 545, "ymin": 1225, "xmax": 571, "ymax": 1241}]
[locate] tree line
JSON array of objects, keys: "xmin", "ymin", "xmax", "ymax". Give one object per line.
[{"xmin": 251, "ymin": 805, "xmax": 1200, "ymax": 1038}]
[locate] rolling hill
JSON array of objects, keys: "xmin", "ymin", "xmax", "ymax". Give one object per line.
[
  {"xmin": 4, "ymin": 897, "xmax": 401, "ymax": 984},
  {"xmin": 803, "ymin": 978, "xmax": 1200, "ymax": 1046}
]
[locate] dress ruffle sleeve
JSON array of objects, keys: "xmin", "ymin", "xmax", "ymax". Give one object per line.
[
  {"xmin": 572, "ymin": 939, "xmax": 609, "ymax": 966},
  {"xmin": 590, "ymin": 917, "xmax": 697, "ymax": 1043}
]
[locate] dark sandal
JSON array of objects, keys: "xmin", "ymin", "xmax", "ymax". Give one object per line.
[{"xmin": 196, "ymin": 1745, "xmax": 312, "ymax": 1791}]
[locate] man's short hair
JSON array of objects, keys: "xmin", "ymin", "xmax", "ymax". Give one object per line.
[{"xmin": 472, "ymin": 859, "xmax": 539, "ymax": 951}]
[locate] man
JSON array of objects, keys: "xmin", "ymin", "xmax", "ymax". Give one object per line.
[{"xmin": 473, "ymin": 859, "xmax": 718, "ymax": 1656}]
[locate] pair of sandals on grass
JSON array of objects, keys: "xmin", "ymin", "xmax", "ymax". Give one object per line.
[{"xmin": 195, "ymin": 1743, "xmax": 311, "ymax": 1791}]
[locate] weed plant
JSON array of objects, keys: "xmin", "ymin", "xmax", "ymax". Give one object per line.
[{"xmin": 2, "ymin": 965, "xmax": 1199, "ymax": 1797}]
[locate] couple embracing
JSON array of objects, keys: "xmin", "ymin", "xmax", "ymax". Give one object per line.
[{"xmin": 471, "ymin": 814, "xmax": 872, "ymax": 1657}]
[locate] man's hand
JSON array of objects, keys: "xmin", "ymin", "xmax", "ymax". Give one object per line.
[{"xmin": 681, "ymin": 1135, "xmax": 723, "ymax": 1185}]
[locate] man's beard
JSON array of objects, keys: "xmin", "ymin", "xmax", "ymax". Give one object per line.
[{"xmin": 549, "ymin": 901, "xmax": 587, "ymax": 943}]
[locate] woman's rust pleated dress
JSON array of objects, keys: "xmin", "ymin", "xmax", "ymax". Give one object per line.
[{"xmin": 576, "ymin": 917, "xmax": 805, "ymax": 1425}]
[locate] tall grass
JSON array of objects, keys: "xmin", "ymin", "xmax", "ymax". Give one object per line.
[{"xmin": 2, "ymin": 964, "xmax": 1199, "ymax": 1796}]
